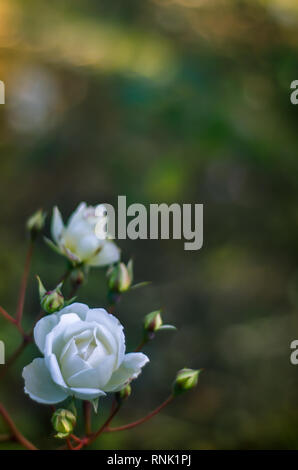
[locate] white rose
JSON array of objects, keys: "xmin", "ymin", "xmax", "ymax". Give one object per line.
[
  {"xmin": 50, "ymin": 203, "xmax": 120, "ymax": 267},
  {"xmin": 22, "ymin": 303, "xmax": 149, "ymax": 404}
]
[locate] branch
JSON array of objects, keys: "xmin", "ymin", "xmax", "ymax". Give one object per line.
[
  {"xmin": 105, "ymin": 395, "xmax": 173, "ymax": 433},
  {"xmin": 0, "ymin": 403, "xmax": 37, "ymax": 450},
  {"xmin": 83, "ymin": 401, "xmax": 92, "ymax": 436},
  {"xmin": 0, "ymin": 306, "xmax": 17, "ymax": 326},
  {"xmin": 87, "ymin": 403, "xmax": 121, "ymax": 445},
  {"xmin": 134, "ymin": 339, "xmax": 147, "ymax": 352}
]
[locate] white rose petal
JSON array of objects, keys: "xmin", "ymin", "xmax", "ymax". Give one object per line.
[
  {"xmin": 24, "ymin": 303, "xmax": 149, "ymax": 405},
  {"xmin": 88, "ymin": 241, "xmax": 120, "ymax": 267},
  {"xmin": 69, "ymin": 387, "xmax": 106, "ymax": 401},
  {"xmin": 104, "ymin": 352, "xmax": 149, "ymax": 392},
  {"xmin": 23, "ymin": 358, "xmax": 68, "ymax": 404},
  {"xmin": 34, "ymin": 313, "xmax": 60, "ymax": 354},
  {"xmin": 51, "ymin": 206, "xmax": 64, "ymax": 243}
]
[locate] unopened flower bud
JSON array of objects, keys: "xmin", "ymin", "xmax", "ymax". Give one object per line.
[
  {"xmin": 52, "ymin": 409, "xmax": 76, "ymax": 439},
  {"xmin": 173, "ymin": 368, "xmax": 201, "ymax": 396},
  {"xmin": 116, "ymin": 384, "xmax": 132, "ymax": 403},
  {"xmin": 37, "ymin": 276, "xmax": 65, "ymax": 314},
  {"xmin": 144, "ymin": 310, "xmax": 163, "ymax": 333},
  {"xmin": 107, "ymin": 260, "xmax": 133, "ymax": 293},
  {"xmin": 26, "ymin": 209, "xmax": 46, "ymax": 240},
  {"xmin": 143, "ymin": 310, "xmax": 176, "ymax": 340}
]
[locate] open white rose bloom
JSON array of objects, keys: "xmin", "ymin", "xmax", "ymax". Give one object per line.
[
  {"xmin": 23, "ymin": 303, "xmax": 149, "ymax": 404},
  {"xmin": 50, "ymin": 203, "xmax": 120, "ymax": 267}
]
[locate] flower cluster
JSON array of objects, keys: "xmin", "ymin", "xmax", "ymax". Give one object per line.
[{"xmin": 0, "ymin": 203, "xmax": 200, "ymax": 451}]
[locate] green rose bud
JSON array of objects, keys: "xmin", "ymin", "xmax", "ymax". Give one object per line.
[
  {"xmin": 26, "ymin": 209, "xmax": 46, "ymax": 240},
  {"xmin": 116, "ymin": 384, "xmax": 132, "ymax": 403},
  {"xmin": 37, "ymin": 276, "xmax": 65, "ymax": 314},
  {"xmin": 51, "ymin": 409, "xmax": 76, "ymax": 439},
  {"xmin": 107, "ymin": 260, "xmax": 133, "ymax": 293},
  {"xmin": 144, "ymin": 310, "xmax": 163, "ymax": 333},
  {"xmin": 143, "ymin": 310, "xmax": 176, "ymax": 341},
  {"xmin": 173, "ymin": 368, "xmax": 201, "ymax": 396}
]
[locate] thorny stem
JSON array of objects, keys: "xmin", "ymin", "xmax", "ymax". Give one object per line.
[
  {"xmin": 0, "ymin": 403, "xmax": 37, "ymax": 450},
  {"xmin": 105, "ymin": 395, "xmax": 174, "ymax": 433}
]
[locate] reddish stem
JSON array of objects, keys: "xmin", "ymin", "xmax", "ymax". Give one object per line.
[
  {"xmin": 0, "ymin": 306, "xmax": 17, "ymax": 326},
  {"xmin": 83, "ymin": 401, "xmax": 92, "ymax": 436},
  {"xmin": 72, "ymin": 441, "xmax": 85, "ymax": 451},
  {"xmin": 87, "ymin": 404, "xmax": 121, "ymax": 445},
  {"xmin": 16, "ymin": 241, "xmax": 34, "ymax": 325},
  {"xmin": 134, "ymin": 339, "xmax": 147, "ymax": 352},
  {"xmin": 66, "ymin": 438, "xmax": 74, "ymax": 450},
  {"xmin": 105, "ymin": 395, "xmax": 173, "ymax": 433},
  {"xmin": 70, "ymin": 434, "xmax": 81, "ymax": 444},
  {"xmin": 0, "ymin": 403, "xmax": 37, "ymax": 450}
]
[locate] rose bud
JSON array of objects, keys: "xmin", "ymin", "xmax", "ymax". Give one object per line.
[
  {"xmin": 173, "ymin": 368, "xmax": 201, "ymax": 396},
  {"xmin": 144, "ymin": 310, "xmax": 163, "ymax": 333},
  {"xmin": 37, "ymin": 276, "xmax": 65, "ymax": 314},
  {"xmin": 26, "ymin": 209, "xmax": 46, "ymax": 240},
  {"xmin": 116, "ymin": 384, "xmax": 132, "ymax": 403},
  {"xmin": 107, "ymin": 260, "xmax": 133, "ymax": 293},
  {"xmin": 51, "ymin": 409, "xmax": 76, "ymax": 439},
  {"xmin": 143, "ymin": 310, "xmax": 176, "ymax": 341}
]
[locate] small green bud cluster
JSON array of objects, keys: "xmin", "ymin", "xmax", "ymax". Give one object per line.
[
  {"xmin": 51, "ymin": 408, "xmax": 77, "ymax": 439},
  {"xmin": 173, "ymin": 368, "xmax": 201, "ymax": 396},
  {"xmin": 37, "ymin": 276, "xmax": 65, "ymax": 314}
]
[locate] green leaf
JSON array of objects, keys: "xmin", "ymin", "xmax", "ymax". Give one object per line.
[
  {"xmin": 130, "ymin": 281, "xmax": 151, "ymax": 290},
  {"xmin": 127, "ymin": 259, "xmax": 134, "ymax": 282},
  {"xmin": 64, "ymin": 297, "xmax": 77, "ymax": 306},
  {"xmin": 91, "ymin": 398, "xmax": 99, "ymax": 414}
]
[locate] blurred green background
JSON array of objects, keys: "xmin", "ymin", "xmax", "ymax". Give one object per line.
[{"xmin": 1, "ymin": 0, "xmax": 298, "ymax": 450}]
